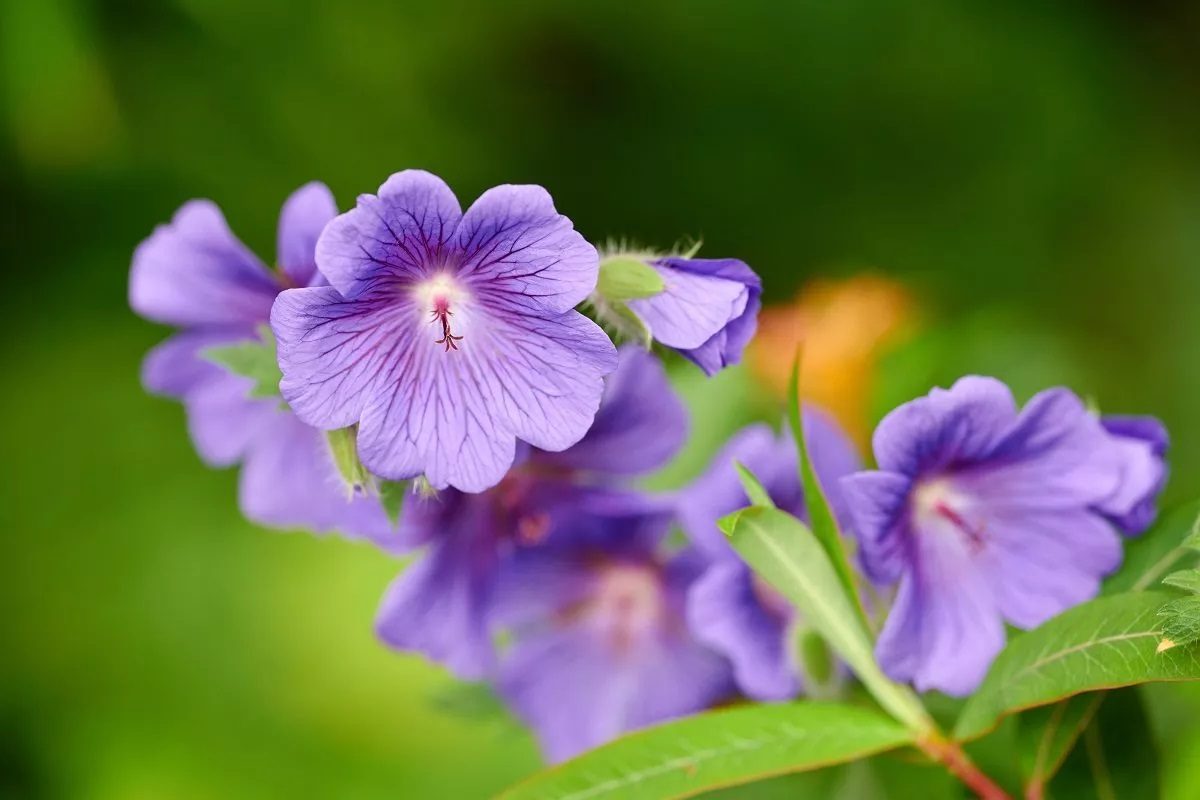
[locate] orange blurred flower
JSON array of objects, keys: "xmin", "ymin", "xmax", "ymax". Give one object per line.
[{"xmin": 748, "ymin": 274, "xmax": 917, "ymax": 446}]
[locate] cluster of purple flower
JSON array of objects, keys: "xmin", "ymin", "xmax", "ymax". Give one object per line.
[{"xmin": 131, "ymin": 172, "xmax": 1169, "ymax": 763}]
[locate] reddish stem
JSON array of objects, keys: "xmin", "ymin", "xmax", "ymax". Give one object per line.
[{"xmin": 919, "ymin": 735, "xmax": 1012, "ymax": 800}]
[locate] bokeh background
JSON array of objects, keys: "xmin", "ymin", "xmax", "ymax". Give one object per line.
[{"xmin": 4, "ymin": 0, "xmax": 1200, "ymax": 797}]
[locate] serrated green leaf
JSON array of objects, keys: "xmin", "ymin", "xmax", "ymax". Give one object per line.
[
  {"xmin": 201, "ymin": 325, "xmax": 282, "ymax": 398},
  {"xmin": 1016, "ymin": 693, "xmax": 1105, "ymax": 794},
  {"xmin": 734, "ymin": 462, "xmax": 775, "ymax": 509},
  {"xmin": 1158, "ymin": 595, "xmax": 1200, "ymax": 649},
  {"xmin": 1102, "ymin": 499, "xmax": 1200, "ymax": 595},
  {"xmin": 325, "ymin": 426, "xmax": 368, "ymax": 495},
  {"xmin": 954, "ymin": 591, "xmax": 1200, "ymax": 741},
  {"xmin": 597, "ymin": 256, "xmax": 665, "ymax": 302},
  {"xmin": 378, "ymin": 480, "xmax": 407, "ymax": 527},
  {"xmin": 1162, "ymin": 568, "xmax": 1200, "ymax": 595},
  {"xmin": 786, "ymin": 356, "xmax": 864, "ymax": 625},
  {"xmin": 496, "ymin": 702, "xmax": 914, "ymax": 800},
  {"xmin": 721, "ymin": 506, "xmax": 930, "ymax": 733}
]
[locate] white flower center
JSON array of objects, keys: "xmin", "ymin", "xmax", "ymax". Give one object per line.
[
  {"xmin": 412, "ymin": 273, "xmax": 470, "ymax": 352},
  {"xmin": 588, "ymin": 564, "xmax": 665, "ymax": 651},
  {"xmin": 912, "ymin": 477, "xmax": 986, "ymax": 548}
]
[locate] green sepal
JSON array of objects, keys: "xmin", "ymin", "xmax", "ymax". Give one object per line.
[
  {"xmin": 378, "ymin": 480, "xmax": 408, "ymax": 527},
  {"xmin": 325, "ymin": 426, "xmax": 369, "ymax": 496},
  {"xmin": 596, "ymin": 256, "xmax": 665, "ymax": 302},
  {"xmin": 202, "ymin": 324, "xmax": 283, "ymax": 398}
]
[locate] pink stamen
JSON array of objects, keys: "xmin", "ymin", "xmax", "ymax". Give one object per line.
[
  {"xmin": 430, "ymin": 297, "xmax": 463, "ymax": 352},
  {"xmin": 933, "ymin": 500, "xmax": 985, "ymax": 549}
]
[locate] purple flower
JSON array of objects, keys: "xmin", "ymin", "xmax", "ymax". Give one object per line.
[
  {"xmin": 1098, "ymin": 415, "xmax": 1169, "ymax": 535},
  {"xmin": 130, "ymin": 183, "xmax": 398, "ymax": 546},
  {"xmin": 680, "ymin": 410, "xmax": 861, "ymax": 700},
  {"xmin": 625, "ymin": 256, "xmax": 762, "ymax": 376},
  {"xmin": 270, "ymin": 170, "xmax": 618, "ymax": 493},
  {"xmin": 374, "ymin": 347, "xmax": 687, "ymax": 678},
  {"xmin": 840, "ymin": 377, "xmax": 1166, "ymax": 696},
  {"xmin": 492, "ymin": 528, "xmax": 733, "ymax": 762}
]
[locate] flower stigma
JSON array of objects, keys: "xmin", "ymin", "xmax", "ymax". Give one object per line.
[{"xmin": 414, "ymin": 273, "xmax": 469, "ymax": 352}]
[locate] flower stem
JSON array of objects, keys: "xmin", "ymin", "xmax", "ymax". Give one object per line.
[{"xmin": 918, "ymin": 734, "xmax": 1012, "ymax": 800}]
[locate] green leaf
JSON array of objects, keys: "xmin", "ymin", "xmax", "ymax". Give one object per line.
[
  {"xmin": 786, "ymin": 356, "xmax": 864, "ymax": 624},
  {"xmin": 378, "ymin": 480, "xmax": 407, "ymax": 527},
  {"xmin": 1044, "ymin": 688, "xmax": 1159, "ymax": 800},
  {"xmin": 1016, "ymin": 693, "xmax": 1105, "ymax": 794},
  {"xmin": 1102, "ymin": 499, "xmax": 1200, "ymax": 595},
  {"xmin": 721, "ymin": 506, "xmax": 930, "ymax": 733},
  {"xmin": 596, "ymin": 256, "xmax": 665, "ymax": 302},
  {"xmin": 1162, "ymin": 568, "xmax": 1200, "ymax": 595},
  {"xmin": 954, "ymin": 591, "xmax": 1200, "ymax": 741},
  {"xmin": 734, "ymin": 462, "xmax": 775, "ymax": 509},
  {"xmin": 201, "ymin": 324, "xmax": 282, "ymax": 398},
  {"xmin": 1158, "ymin": 595, "xmax": 1200, "ymax": 650},
  {"xmin": 496, "ymin": 702, "xmax": 914, "ymax": 800}
]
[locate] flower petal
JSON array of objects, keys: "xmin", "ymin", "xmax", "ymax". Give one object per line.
[
  {"xmin": 628, "ymin": 261, "xmax": 750, "ymax": 350},
  {"xmin": 957, "ymin": 388, "xmax": 1119, "ymax": 511},
  {"xmin": 688, "ymin": 559, "xmax": 796, "ymax": 701},
  {"xmin": 182, "ymin": 369, "xmax": 276, "ymax": 467},
  {"xmin": 130, "ymin": 200, "xmax": 280, "ymax": 327},
  {"xmin": 872, "ymin": 376, "xmax": 1017, "ymax": 476},
  {"xmin": 315, "ymin": 170, "xmax": 462, "ymax": 297},
  {"xmin": 272, "ymin": 285, "xmax": 397, "ymax": 431},
  {"xmin": 981, "ymin": 507, "xmax": 1120, "ymax": 629},
  {"xmin": 277, "ymin": 181, "xmax": 338, "ymax": 287},
  {"xmin": 456, "ymin": 184, "xmax": 598, "ymax": 315},
  {"xmin": 237, "ymin": 411, "xmax": 402, "ymax": 549},
  {"xmin": 875, "ymin": 532, "xmax": 1004, "ymax": 697},
  {"xmin": 536, "ymin": 346, "xmax": 686, "ymax": 476},
  {"xmin": 141, "ymin": 330, "xmax": 250, "ymax": 398},
  {"xmin": 839, "ymin": 471, "xmax": 913, "ymax": 584},
  {"xmin": 375, "ymin": 519, "xmax": 498, "ymax": 680}
]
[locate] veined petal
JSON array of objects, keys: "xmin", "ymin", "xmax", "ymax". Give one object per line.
[
  {"xmin": 277, "ymin": 181, "xmax": 337, "ymax": 287},
  {"xmin": 354, "ymin": 304, "xmax": 615, "ymax": 492},
  {"xmin": 872, "ymin": 376, "xmax": 1017, "ymax": 475},
  {"xmin": 536, "ymin": 346, "xmax": 687, "ymax": 477},
  {"xmin": 628, "ymin": 262, "xmax": 749, "ymax": 349},
  {"xmin": 315, "ymin": 170, "xmax": 462, "ymax": 297},
  {"xmin": 457, "ymin": 184, "xmax": 598, "ymax": 315},
  {"xmin": 130, "ymin": 200, "xmax": 279, "ymax": 327},
  {"xmin": 272, "ymin": 285, "xmax": 400, "ymax": 431}
]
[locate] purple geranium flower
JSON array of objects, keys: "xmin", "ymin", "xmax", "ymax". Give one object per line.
[
  {"xmin": 270, "ymin": 170, "xmax": 618, "ymax": 493},
  {"xmin": 130, "ymin": 183, "xmax": 398, "ymax": 545},
  {"xmin": 840, "ymin": 377, "xmax": 1166, "ymax": 696},
  {"xmin": 625, "ymin": 256, "xmax": 762, "ymax": 376},
  {"xmin": 1098, "ymin": 415, "xmax": 1169, "ymax": 534},
  {"xmin": 681, "ymin": 410, "xmax": 861, "ymax": 700},
  {"xmin": 374, "ymin": 346, "xmax": 687, "ymax": 678},
  {"xmin": 492, "ymin": 524, "xmax": 733, "ymax": 762}
]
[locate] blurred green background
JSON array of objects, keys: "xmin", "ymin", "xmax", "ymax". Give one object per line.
[{"xmin": 5, "ymin": 0, "xmax": 1200, "ymax": 797}]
